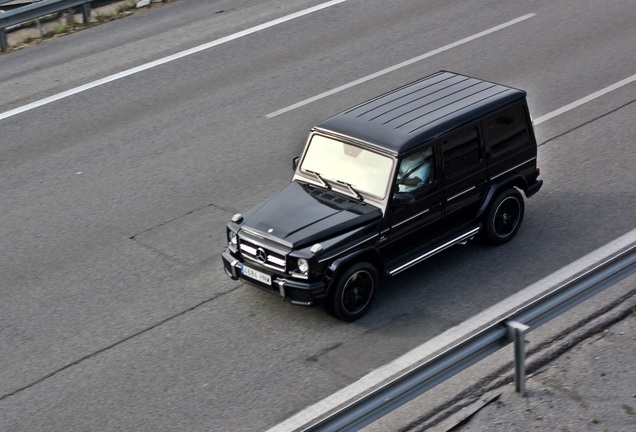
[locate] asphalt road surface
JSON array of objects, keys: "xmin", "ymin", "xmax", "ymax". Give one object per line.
[{"xmin": 1, "ymin": 0, "xmax": 635, "ymax": 430}]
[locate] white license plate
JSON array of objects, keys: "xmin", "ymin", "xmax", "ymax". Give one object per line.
[{"xmin": 242, "ymin": 265, "xmax": 272, "ymax": 285}]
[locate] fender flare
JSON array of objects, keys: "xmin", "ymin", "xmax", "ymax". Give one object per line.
[
  {"xmin": 324, "ymin": 247, "xmax": 383, "ymax": 295},
  {"xmin": 476, "ymin": 173, "xmax": 527, "ymax": 220}
]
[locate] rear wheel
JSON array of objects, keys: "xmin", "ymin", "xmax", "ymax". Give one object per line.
[
  {"xmin": 485, "ymin": 189, "xmax": 524, "ymax": 245},
  {"xmin": 327, "ymin": 262, "xmax": 378, "ymax": 322}
]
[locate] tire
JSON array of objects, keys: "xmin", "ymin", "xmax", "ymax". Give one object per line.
[
  {"xmin": 327, "ymin": 262, "xmax": 378, "ymax": 322},
  {"xmin": 484, "ymin": 188, "xmax": 524, "ymax": 245}
]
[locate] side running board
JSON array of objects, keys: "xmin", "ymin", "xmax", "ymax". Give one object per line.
[{"xmin": 388, "ymin": 226, "xmax": 481, "ymax": 276}]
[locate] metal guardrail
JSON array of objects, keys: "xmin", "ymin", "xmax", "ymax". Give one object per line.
[
  {"xmin": 0, "ymin": 0, "xmax": 91, "ymax": 52},
  {"xmin": 0, "ymin": 1, "xmax": 24, "ymax": 7},
  {"xmin": 297, "ymin": 233, "xmax": 636, "ymax": 431}
]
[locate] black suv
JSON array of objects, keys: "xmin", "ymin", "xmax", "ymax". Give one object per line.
[{"xmin": 222, "ymin": 71, "xmax": 542, "ymax": 321}]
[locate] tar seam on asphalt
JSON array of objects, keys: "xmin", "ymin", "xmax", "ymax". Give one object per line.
[
  {"xmin": 538, "ymin": 98, "xmax": 636, "ymax": 148},
  {"xmin": 0, "ymin": 287, "xmax": 239, "ymax": 403},
  {"xmin": 129, "ymin": 202, "xmax": 235, "ymax": 240}
]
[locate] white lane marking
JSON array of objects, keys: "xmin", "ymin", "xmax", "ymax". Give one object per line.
[
  {"xmin": 0, "ymin": 0, "xmax": 347, "ymax": 122},
  {"xmin": 265, "ymin": 13, "xmax": 536, "ymax": 118},
  {"xmin": 265, "ymin": 227, "xmax": 636, "ymax": 432},
  {"xmin": 533, "ymin": 73, "xmax": 636, "ymax": 125}
]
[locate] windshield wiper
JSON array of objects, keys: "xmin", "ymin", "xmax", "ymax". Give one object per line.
[
  {"xmin": 305, "ymin": 170, "xmax": 332, "ymax": 190},
  {"xmin": 337, "ymin": 180, "xmax": 364, "ymax": 202},
  {"xmin": 305, "ymin": 170, "xmax": 364, "ymax": 201}
]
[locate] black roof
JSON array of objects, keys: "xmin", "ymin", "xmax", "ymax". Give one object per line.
[{"xmin": 315, "ymin": 71, "xmax": 527, "ymax": 155}]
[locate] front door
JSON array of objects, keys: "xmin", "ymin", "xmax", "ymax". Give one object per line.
[{"xmin": 388, "ymin": 145, "xmax": 443, "ymax": 258}]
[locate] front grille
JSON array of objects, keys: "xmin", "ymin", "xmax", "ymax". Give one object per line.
[{"xmin": 239, "ymin": 238, "xmax": 287, "ymax": 272}]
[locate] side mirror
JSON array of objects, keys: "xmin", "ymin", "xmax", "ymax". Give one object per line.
[
  {"xmin": 392, "ymin": 193, "xmax": 415, "ymax": 207},
  {"xmin": 292, "ymin": 156, "xmax": 300, "ymax": 171}
]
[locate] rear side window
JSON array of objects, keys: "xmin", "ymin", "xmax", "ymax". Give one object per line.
[
  {"xmin": 441, "ymin": 126, "xmax": 481, "ymax": 178},
  {"xmin": 485, "ymin": 104, "xmax": 529, "ymax": 155}
]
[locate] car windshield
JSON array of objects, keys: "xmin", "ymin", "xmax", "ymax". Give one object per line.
[{"xmin": 300, "ymin": 134, "xmax": 394, "ymax": 199}]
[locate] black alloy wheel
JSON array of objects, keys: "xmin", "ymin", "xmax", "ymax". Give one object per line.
[
  {"xmin": 485, "ymin": 188, "xmax": 525, "ymax": 245},
  {"xmin": 328, "ymin": 262, "xmax": 378, "ymax": 322}
]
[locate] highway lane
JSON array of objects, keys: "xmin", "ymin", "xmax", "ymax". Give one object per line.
[
  {"xmin": 1, "ymin": 0, "xmax": 635, "ymax": 430},
  {"xmin": 0, "ymin": 0, "xmax": 320, "ymax": 114}
]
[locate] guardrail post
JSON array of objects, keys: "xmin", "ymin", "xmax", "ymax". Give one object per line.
[
  {"xmin": 506, "ymin": 320, "xmax": 530, "ymax": 396},
  {"xmin": 30, "ymin": 0, "xmax": 43, "ymax": 37},
  {"xmin": 81, "ymin": 2, "xmax": 90, "ymax": 24},
  {"xmin": 0, "ymin": 28, "xmax": 7, "ymax": 52}
]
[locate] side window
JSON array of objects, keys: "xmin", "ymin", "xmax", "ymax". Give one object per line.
[
  {"xmin": 441, "ymin": 126, "xmax": 481, "ymax": 178},
  {"xmin": 397, "ymin": 146, "xmax": 436, "ymax": 194},
  {"xmin": 484, "ymin": 104, "xmax": 529, "ymax": 155}
]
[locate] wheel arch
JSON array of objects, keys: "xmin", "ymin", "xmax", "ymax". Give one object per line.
[{"xmin": 324, "ymin": 247, "xmax": 383, "ymax": 296}]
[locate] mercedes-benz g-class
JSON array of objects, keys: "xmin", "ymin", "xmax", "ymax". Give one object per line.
[{"xmin": 222, "ymin": 71, "xmax": 543, "ymax": 321}]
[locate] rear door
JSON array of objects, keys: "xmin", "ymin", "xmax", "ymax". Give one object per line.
[{"xmin": 441, "ymin": 124, "xmax": 488, "ymax": 227}]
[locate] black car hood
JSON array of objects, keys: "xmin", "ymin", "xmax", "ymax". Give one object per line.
[{"xmin": 242, "ymin": 181, "xmax": 381, "ymax": 249}]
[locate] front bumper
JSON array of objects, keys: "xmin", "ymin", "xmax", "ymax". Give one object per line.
[{"xmin": 221, "ymin": 249, "xmax": 327, "ymax": 306}]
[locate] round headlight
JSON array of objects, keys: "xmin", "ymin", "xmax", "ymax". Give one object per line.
[{"xmin": 297, "ymin": 258, "xmax": 309, "ymax": 274}]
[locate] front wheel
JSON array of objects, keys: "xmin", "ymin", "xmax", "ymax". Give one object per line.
[
  {"xmin": 484, "ymin": 189, "xmax": 524, "ymax": 245},
  {"xmin": 327, "ymin": 262, "xmax": 378, "ymax": 322}
]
